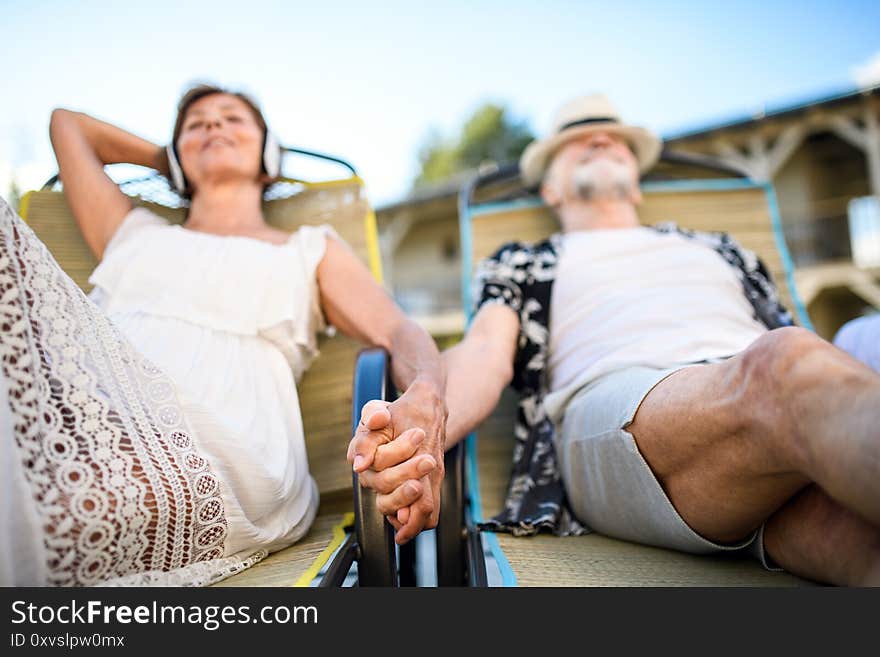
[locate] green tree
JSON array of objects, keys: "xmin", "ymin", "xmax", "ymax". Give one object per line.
[
  {"xmin": 414, "ymin": 103, "xmax": 534, "ymax": 188},
  {"xmin": 7, "ymin": 177, "xmax": 21, "ymax": 213}
]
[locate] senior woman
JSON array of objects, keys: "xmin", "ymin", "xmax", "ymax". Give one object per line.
[{"xmin": 0, "ymin": 84, "xmax": 443, "ymax": 586}]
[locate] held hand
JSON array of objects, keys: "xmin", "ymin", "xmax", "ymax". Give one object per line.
[
  {"xmin": 347, "ymin": 400, "xmax": 435, "ymax": 543},
  {"xmin": 349, "ymin": 402, "xmax": 434, "ymax": 514},
  {"xmin": 384, "ymin": 381, "xmax": 446, "ymax": 544},
  {"xmin": 347, "ymin": 382, "xmax": 447, "ymax": 543},
  {"xmin": 347, "ymin": 400, "xmax": 433, "ymax": 525}
]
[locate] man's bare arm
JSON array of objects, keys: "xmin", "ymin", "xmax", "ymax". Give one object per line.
[
  {"xmin": 442, "ymin": 303, "xmax": 518, "ymax": 447},
  {"xmin": 368, "ymin": 301, "xmax": 518, "ymax": 461}
]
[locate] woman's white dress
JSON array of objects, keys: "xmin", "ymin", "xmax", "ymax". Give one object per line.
[{"xmin": 0, "ymin": 198, "xmax": 332, "ymax": 586}]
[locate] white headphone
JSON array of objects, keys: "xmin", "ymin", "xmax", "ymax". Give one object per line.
[{"xmin": 166, "ymin": 130, "xmax": 282, "ymax": 195}]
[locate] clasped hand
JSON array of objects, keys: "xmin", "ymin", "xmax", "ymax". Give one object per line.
[{"xmin": 346, "ymin": 380, "xmax": 446, "ymax": 544}]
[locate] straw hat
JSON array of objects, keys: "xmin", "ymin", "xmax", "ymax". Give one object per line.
[{"xmin": 520, "ymin": 94, "xmax": 662, "ymax": 186}]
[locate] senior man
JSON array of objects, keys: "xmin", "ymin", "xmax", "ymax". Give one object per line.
[{"xmin": 351, "ymin": 94, "xmax": 880, "ymax": 585}]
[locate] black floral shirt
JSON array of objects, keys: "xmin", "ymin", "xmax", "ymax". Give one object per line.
[{"xmin": 472, "ymin": 222, "xmax": 794, "ymax": 537}]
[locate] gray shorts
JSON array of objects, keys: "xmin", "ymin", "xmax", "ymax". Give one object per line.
[{"xmin": 555, "ymin": 365, "xmax": 780, "ymax": 570}]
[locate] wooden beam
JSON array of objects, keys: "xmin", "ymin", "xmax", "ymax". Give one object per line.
[
  {"xmin": 851, "ymin": 280, "xmax": 880, "ymax": 309},
  {"xmin": 828, "ymin": 115, "xmax": 868, "ymax": 150},
  {"xmin": 794, "ymin": 261, "xmax": 880, "ymax": 309},
  {"xmin": 712, "ymin": 139, "xmax": 757, "ymax": 180},
  {"xmin": 766, "ymin": 124, "xmax": 806, "ymax": 178},
  {"xmin": 711, "ymin": 129, "xmax": 805, "ymax": 183},
  {"xmin": 862, "ymin": 97, "xmax": 880, "ymax": 198},
  {"xmin": 747, "ymin": 134, "xmax": 770, "ymax": 182}
]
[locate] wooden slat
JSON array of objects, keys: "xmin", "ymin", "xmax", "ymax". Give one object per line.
[
  {"xmin": 299, "ymin": 336, "xmax": 360, "ymax": 495},
  {"xmin": 24, "ymin": 192, "xmax": 100, "ymax": 292},
  {"xmin": 211, "ymin": 511, "xmax": 346, "ymax": 587},
  {"xmin": 495, "ymin": 533, "xmax": 812, "ymax": 587}
]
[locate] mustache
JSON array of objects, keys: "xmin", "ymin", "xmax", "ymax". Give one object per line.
[{"xmin": 576, "ymin": 149, "xmax": 625, "ymax": 165}]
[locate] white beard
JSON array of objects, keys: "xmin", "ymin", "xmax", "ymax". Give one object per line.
[{"xmin": 571, "ymin": 158, "xmax": 636, "ymax": 201}]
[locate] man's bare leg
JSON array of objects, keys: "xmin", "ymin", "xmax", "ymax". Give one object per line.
[
  {"xmin": 625, "ymin": 327, "xmax": 880, "ymax": 583},
  {"xmin": 763, "ymin": 484, "xmax": 880, "ymax": 585}
]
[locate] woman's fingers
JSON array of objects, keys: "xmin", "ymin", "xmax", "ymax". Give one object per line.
[
  {"xmin": 376, "ymin": 480, "xmax": 423, "ymax": 516},
  {"xmin": 363, "ymin": 403, "xmax": 391, "ymax": 431},
  {"xmin": 347, "ymin": 400, "xmax": 392, "ymax": 472},
  {"xmin": 358, "ymin": 453, "xmax": 436, "ymax": 494},
  {"xmin": 372, "ymin": 428, "xmax": 426, "ymax": 471},
  {"xmin": 392, "ymin": 483, "xmax": 435, "ymax": 545}
]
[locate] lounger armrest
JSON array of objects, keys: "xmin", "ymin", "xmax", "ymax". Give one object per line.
[
  {"xmin": 349, "ymin": 347, "xmax": 398, "ymax": 586},
  {"xmin": 436, "ymin": 439, "xmax": 488, "ymax": 586},
  {"xmin": 436, "ymin": 443, "xmax": 465, "ymax": 585}
]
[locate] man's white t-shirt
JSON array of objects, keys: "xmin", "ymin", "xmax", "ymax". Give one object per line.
[{"xmin": 544, "ymin": 227, "xmax": 768, "ymax": 425}]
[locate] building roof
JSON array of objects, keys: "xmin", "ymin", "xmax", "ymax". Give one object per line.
[
  {"xmin": 664, "ymin": 83, "xmax": 880, "ymax": 142},
  {"xmin": 377, "ymin": 174, "xmax": 465, "ymax": 216}
]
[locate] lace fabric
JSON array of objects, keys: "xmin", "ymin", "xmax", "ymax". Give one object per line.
[{"xmin": 0, "ymin": 198, "xmax": 265, "ymax": 586}]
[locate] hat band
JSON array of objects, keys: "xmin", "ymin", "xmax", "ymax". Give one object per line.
[{"xmin": 558, "ymin": 117, "xmax": 619, "ymax": 132}]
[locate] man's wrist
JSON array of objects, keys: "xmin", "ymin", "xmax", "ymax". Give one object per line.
[
  {"xmin": 402, "ymin": 377, "xmax": 449, "ymax": 434},
  {"xmin": 405, "ymin": 375, "xmax": 446, "ymax": 407}
]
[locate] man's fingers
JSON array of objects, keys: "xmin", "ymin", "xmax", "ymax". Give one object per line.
[
  {"xmin": 359, "ymin": 454, "xmax": 436, "ymax": 494},
  {"xmin": 372, "ymin": 428, "xmax": 426, "ymax": 471},
  {"xmin": 376, "ymin": 480, "xmax": 423, "ymax": 516}
]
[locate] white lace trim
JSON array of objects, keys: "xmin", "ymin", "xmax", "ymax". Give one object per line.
[
  {"xmin": 98, "ymin": 549, "xmax": 268, "ymax": 587},
  {"xmin": 0, "ymin": 199, "xmax": 260, "ymax": 586}
]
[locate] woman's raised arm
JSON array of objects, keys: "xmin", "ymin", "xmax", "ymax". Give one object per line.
[{"xmin": 49, "ymin": 109, "xmax": 165, "ymax": 259}]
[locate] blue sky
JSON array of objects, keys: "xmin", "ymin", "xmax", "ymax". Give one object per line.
[{"xmin": 1, "ymin": 0, "xmax": 879, "ymax": 206}]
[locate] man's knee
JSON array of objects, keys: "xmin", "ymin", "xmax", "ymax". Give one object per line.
[
  {"xmin": 726, "ymin": 327, "xmax": 836, "ymax": 459},
  {"xmin": 740, "ymin": 327, "xmax": 832, "ymax": 398}
]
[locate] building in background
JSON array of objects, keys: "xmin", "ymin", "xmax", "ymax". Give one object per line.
[{"xmin": 377, "ymin": 84, "xmax": 880, "ymax": 341}]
